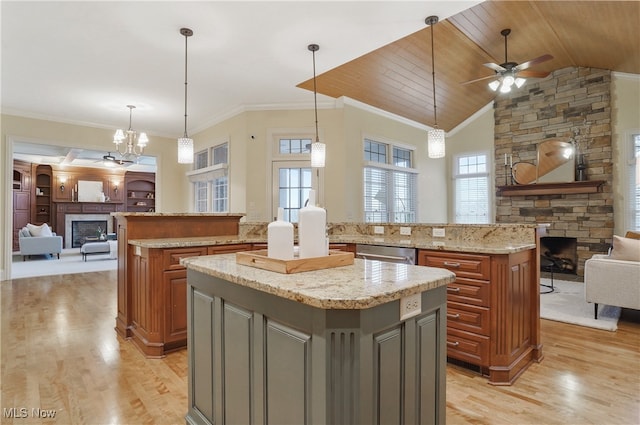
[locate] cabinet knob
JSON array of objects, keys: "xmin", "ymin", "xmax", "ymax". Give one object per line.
[
  {"xmin": 446, "ymin": 341, "xmax": 460, "ymax": 347},
  {"xmin": 447, "ymin": 313, "xmax": 460, "ymax": 319},
  {"xmin": 447, "ymin": 287, "xmax": 461, "ymax": 293},
  {"xmin": 443, "ymin": 261, "xmax": 461, "ymax": 268}
]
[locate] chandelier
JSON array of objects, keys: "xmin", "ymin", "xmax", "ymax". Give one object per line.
[
  {"xmin": 308, "ymin": 43, "xmax": 325, "ymax": 168},
  {"xmin": 425, "ymin": 15, "xmax": 445, "ymax": 159},
  {"xmin": 177, "ymin": 27, "xmax": 194, "ymax": 164},
  {"xmin": 113, "ymin": 105, "xmax": 149, "ymax": 159}
]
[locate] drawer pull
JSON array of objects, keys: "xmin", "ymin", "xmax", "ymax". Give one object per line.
[
  {"xmin": 443, "ymin": 261, "xmax": 461, "ymax": 268},
  {"xmin": 447, "ymin": 287, "xmax": 461, "ymax": 293},
  {"xmin": 447, "ymin": 313, "xmax": 460, "ymax": 319},
  {"xmin": 447, "ymin": 341, "xmax": 459, "ymax": 347}
]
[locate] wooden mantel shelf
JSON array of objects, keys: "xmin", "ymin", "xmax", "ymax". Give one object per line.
[{"xmin": 497, "ymin": 180, "xmax": 605, "ymax": 196}]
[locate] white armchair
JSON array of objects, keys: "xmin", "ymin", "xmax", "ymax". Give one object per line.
[{"xmin": 584, "ymin": 234, "xmax": 640, "ymax": 319}]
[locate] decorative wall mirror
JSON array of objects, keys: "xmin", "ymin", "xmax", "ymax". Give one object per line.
[{"xmin": 512, "ymin": 140, "xmax": 575, "ymax": 184}]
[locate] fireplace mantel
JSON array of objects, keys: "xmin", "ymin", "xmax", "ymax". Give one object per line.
[{"xmin": 497, "ymin": 180, "xmax": 605, "ymax": 197}]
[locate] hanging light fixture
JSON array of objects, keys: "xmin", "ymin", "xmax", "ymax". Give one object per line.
[
  {"xmin": 308, "ymin": 43, "xmax": 325, "ymax": 168},
  {"xmin": 177, "ymin": 27, "xmax": 194, "ymax": 164},
  {"xmin": 112, "ymin": 105, "xmax": 149, "ymax": 160},
  {"xmin": 425, "ymin": 16, "xmax": 445, "ymax": 159}
]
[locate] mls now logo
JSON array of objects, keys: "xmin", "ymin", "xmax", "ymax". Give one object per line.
[
  {"xmin": 3, "ymin": 408, "xmax": 28, "ymax": 418},
  {"xmin": 3, "ymin": 407, "xmax": 57, "ymax": 418}
]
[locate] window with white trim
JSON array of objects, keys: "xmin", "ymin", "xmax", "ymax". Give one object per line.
[
  {"xmin": 363, "ymin": 138, "xmax": 417, "ymax": 223},
  {"xmin": 453, "ymin": 153, "xmax": 489, "ymax": 224},
  {"xmin": 271, "ymin": 136, "xmax": 315, "ymax": 222},
  {"xmin": 626, "ymin": 133, "xmax": 640, "ymax": 231},
  {"xmin": 188, "ymin": 142, "xmax": 229, "ymax": 213}
]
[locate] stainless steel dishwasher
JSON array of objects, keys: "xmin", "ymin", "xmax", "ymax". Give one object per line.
[{"xmin": 355, "ymin": 244, "xmax": 416, "ymax": 264}]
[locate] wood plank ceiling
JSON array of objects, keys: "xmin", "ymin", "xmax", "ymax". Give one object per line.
[{"xmin": 297, "ymin": 1, "xmax": 640, "ymax": 132}]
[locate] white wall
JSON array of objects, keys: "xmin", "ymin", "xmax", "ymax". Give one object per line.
[
  {"xmin": 444, "ymin": 104, "xmax": 495, "ymax": 223},
  {"xmin": 611, "ymin": 73, "xmax": 640, "ymax": 235}
]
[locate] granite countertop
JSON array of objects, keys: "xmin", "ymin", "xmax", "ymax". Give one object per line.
[
  {"xmin": 128, "ymin": 235, "xmax": 535, "ymax": 254},
  {"xmin": 181, "ymin": 253, "xmax": 455, "ymax": 310}
]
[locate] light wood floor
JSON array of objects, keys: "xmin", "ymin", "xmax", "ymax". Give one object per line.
[{"xmin": 1, "ymin": 272, "xmax": 638, "ymax": 424}]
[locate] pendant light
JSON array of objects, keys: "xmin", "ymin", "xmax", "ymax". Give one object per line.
[
  {"xmin": 308, "ymin": 43, "xmax": 325, "ymax": 168},
  {"xmin": 177, "ymin": 27, "xmax": 194, "ymax": 164},
  {"xmin": 425, "ymin": 16, "xmax": 445, "ymax": 159}
]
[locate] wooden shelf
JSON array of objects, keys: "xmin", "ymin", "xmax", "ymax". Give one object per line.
[{"xmin": 497, "ymin": 180, "xmax": 605, "ymax": 196}]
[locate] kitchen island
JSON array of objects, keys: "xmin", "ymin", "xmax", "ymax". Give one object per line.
[{"xmin": 181, "ymin": 254, "xmax": 455, "ymax": 425}]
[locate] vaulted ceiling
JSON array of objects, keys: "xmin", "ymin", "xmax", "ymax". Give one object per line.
[{"xmin": 298, "ymin": 1, "xmax": 640, "ymax": 132}]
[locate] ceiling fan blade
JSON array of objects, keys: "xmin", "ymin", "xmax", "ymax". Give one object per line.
[
  {"xmin": 483, "ymin": 62, "xmax": 506, "ymax": 72},
  {"xmin": 517, "ymin": 70, "xmax": 550, "ymax": 79},
  {"xmin": 461, "ymin": 74, "xmax": 498, "ymax": 85},
  {"xmin": 515, "ymin": 54, "xmax": 553, "ymax": 71}
]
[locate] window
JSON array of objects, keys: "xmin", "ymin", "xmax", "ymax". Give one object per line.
[
  {"xmin": 363, "ymin": 138, "xmax": 417, "ymax": 223},
  {"xmin": 626, "ymin": 133, "xmax": 640, "ymax": 231},
  {"xmin": 189, "ymin": 142, "xmax": 229, "ymax": 213},
  {"xmin": 454, "ymin": 153, "xmax": 489, "ymax": 224}
]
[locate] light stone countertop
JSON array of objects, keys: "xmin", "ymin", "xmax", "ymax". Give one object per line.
[
  {"xmin": 128, "ymin": 235, "xmax": 535, "ymax": 254},
  {"xmin": 181, "ymin": 253, "xmax": 455, "ymax": 310}
]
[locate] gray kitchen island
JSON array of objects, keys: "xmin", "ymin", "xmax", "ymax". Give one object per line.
[{"xmin": 181, "ymin": 253, "xmax": 455, "ymax": 425}]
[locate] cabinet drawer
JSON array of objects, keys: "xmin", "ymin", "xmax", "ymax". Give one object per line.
[
  {"xmin": 447, "ymin": 301, "xmax": 490, "ymax": 335},
  {"xmin": 419, "ymin": 250, "xmax": 490, "ymax": 280},
  {"xmin": 446, "ymin": 328, "xmax": 490, "ymax": 367},
  {"xmin": 208, "ymin": 244, "xmax": 253, "ymax": 255},
  {"xmin": 447, "ymin": 277, "xmax": 490, "ymax": 307},
  {"xmin": 163, "ymin": 247, "xmax": 208, "ymax": 271}
]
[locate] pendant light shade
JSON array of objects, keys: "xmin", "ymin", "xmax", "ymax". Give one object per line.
[
  {"xmin": 308, "ymin": 43, "xmax": 325, "ymax": 168},
  {"xmin": 425, "ymin": 16, "xmax": 445, "ymax": 159},
  {"xmin": 177, "ymin": 27, "xmax": 194, "ymax": 164},
  {"xmin": 427, "ymin": 128, "xmax": 445, "ymax": 158}
]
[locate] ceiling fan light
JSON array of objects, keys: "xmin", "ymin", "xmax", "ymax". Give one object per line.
[
  {"xmin": 177, "ymin": 137, "xmax": 194, "ymax": 164},
  {"xmin": 488, "ymin": 80, "xmax": 500, "ymax": 91},
  {"xmin": 428, "ymin": 128, "xmax": 445, "ymax": 159},
  {"xmin": 515, "ymin": 77, "xmax": 526, "ymax": 88},
  {"xmin": 503, "ymin": 75, "xmax": 515, "ymax": 87},
  {"xmin": 310, "ymin": 141, "xmax": 326, "ymax": 167},
  {"xmin": 499, "ymin": 82, "xmax": 512, "ymax": 93}
]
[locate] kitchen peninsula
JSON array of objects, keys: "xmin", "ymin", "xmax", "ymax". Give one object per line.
[
  {"xmin": 181, "ymin": 254, "xmax": 455, "ymax": 425},
  {"xmin": 114, "ymin": 218, "xmax": 544, "ymax": 387}
]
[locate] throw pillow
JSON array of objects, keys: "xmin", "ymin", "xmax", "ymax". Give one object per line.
[
  {"xmin": 625, "ymin": 231, "xmax": 640, "ymax": 240},
  {"xmin": 26, "ymin": 223, "xmax": 53, "ymax": 237},
  {"xmin": 610, "ymin": 235, "xmax": 640, "ymax": 262}
]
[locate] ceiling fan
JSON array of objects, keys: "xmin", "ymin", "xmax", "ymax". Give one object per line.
[
  {"xmin": 101, "ymin": 152, "xmax": 133, "ymax": 166},
  {"xmin": 462, "ymin": 28, "xmax": 553, "ymax": 93}
]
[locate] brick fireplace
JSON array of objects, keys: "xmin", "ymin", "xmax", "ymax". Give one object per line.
[{"xmin": 495, "ymin": 67, "xmax": 614, "ymax": 276}]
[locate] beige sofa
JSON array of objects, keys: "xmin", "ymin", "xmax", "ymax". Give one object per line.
[{"xmin": 584, "ymin": 233, "xmax": 640, "ymax": 319}]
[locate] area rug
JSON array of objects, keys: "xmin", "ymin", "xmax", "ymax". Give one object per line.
[
  {"xmin": 10, "ymin": 248, "xmax": 116, "ymax": 279},
  {"xmin": 539, "ymin": 278, "xmax": 621, "ymax": 331}
]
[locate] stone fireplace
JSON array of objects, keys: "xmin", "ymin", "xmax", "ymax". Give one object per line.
[{"xmin": 495, "ymin": 67, "xmax": 614, "ymax": 276}]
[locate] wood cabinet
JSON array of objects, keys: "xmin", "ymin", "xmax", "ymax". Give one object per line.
[
  {"xmin": 418, "ymin": 248, "xmax": 542, "ymax": 385},
  {"xmin": 125, "ymin": 172, "xmax": 155, "ymax": 212},
  {"xmin": 12, "ymin": 160, "xmax": 32, "ymax": 251},
  {"xmin": 113, "ymin": 213, "xmax": 246, "ymax": 358}
]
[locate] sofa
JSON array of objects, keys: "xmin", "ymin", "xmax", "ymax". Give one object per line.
[
  {"xmin": 18, "ymin": 224, "xmax": 63, "ymax": 261},
  {"xmin": 584, "ymin": 232, "xmax": 640, "ymax": 319}
]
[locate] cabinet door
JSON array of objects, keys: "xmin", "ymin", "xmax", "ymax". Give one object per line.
[{"xmin": 164, "ymin": 269, "xmax": 187, "ymax": 345}]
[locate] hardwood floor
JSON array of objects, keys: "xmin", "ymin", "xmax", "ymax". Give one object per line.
[{"xmin": 1, "ymin": 272, "xmax": 638, "ymax": 424}]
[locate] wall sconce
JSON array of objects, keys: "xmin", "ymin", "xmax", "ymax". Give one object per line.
[{"xmin": 59, "ymin": 177, "xmax": 66, "ymax": 192}]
